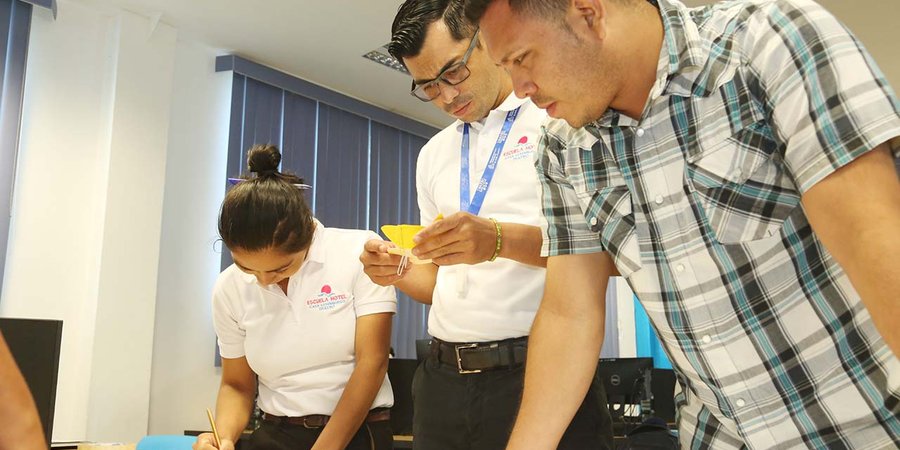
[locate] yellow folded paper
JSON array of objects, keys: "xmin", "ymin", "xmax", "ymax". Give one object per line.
[{"xmin": 381, "ymin": 224, "xmax": 432, "ymax": 264}]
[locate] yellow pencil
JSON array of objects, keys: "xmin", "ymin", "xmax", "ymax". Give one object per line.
[{"xmin": 206, "ymin": 407, "xmax": 222, "ymax": 448}]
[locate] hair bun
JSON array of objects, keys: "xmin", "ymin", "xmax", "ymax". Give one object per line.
[{"xmin": 247, "ymin": 144, "xmax": 282, "ymax": 175}]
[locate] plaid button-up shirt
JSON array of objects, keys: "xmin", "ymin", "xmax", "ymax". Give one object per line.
[{"xmin": 538, "ymin": 0, "xmax": 900, "ymax": 448}]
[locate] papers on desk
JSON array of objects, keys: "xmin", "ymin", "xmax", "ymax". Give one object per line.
[{"xmin": 76, "ymin": 444, "xmax": 135, "ymax": 450}]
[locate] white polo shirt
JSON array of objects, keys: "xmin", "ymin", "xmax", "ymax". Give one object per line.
[
  {"xmin": 212, "ymin": 222, "xmax": 397, "ymax": 417},
  {"xmin": 416, "ymin": 94, "xmax": 548, "ymax": 343}
]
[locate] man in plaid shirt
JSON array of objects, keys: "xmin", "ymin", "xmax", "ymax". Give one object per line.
[{"xmin": 464, "ymin": 0, "xmax": 900, "ymax": 448}]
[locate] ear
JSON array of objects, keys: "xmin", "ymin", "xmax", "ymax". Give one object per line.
[{"xmin": 569, "ymin": 0, "xmax": 608, "ymax": 41}]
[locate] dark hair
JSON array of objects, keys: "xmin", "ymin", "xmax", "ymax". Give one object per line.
[
  {"xmin": 389, "ymin": 0, "xmax": 477, "ymax": 64},
  {"xmin": 463, "ymin": 0, "xmax": 567, "ymax": 25},
  {"xmin": 218, "ymin": 144, "xmax": 315, "ymax": 254}
]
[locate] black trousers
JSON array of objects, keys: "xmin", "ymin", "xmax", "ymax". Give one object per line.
[
  {"xmin": 246, "ymin": 419, "xmax": 393, "ymax": 450},
  {"xmin": 412, "ymin": 354, "xmax": 614, "ymax": 450}
]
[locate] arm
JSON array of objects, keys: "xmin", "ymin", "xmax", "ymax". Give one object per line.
[
  {"xmin": 360, "ymin": 239, "xmax": 437, "ymax": 304},
  {"xmin": 506, "ymin": 251, "xmax": 615, "ymax": 450},
  {"xmin": 312, "ymin": 312, "xmax": 393, "ymax": 450},
  {"xmin": 0, "ymin": 332, "xmax": 46, "ymax": 450},
  {"xmin": 412, "ymin": 211, "xmax": 547, "ymax": 267},
  {"xmin": 194, "ymin": 357, "xmax": 257, "ymax": 450},
  {"xmin": 801, "ymin": 143, "xmax": 900, "ymax": 356},
  {"xmin": 736, "ymin": 1, "xmax": 900, "ymax": 354}
]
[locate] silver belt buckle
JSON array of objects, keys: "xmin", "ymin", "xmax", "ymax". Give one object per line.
[{"xmin": 454, "ymin": 343, "xmax": 482, "ymax": 374}]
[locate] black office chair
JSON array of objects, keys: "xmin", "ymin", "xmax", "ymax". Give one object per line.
[
  {"xmin": 388, "ymin": 358, "xmax": 418, "ymax": 436},
  {"xmin": 650, "ymin": 368, "xmax": 676, "ymax": 423}
]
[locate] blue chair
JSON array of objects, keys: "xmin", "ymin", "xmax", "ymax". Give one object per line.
[{"xmin": 136, "ymin": 435, "xmax": 197, "ymax": 450}]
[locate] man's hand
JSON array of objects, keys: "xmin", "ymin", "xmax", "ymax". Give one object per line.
[
  {"xmin": 506, "ymin": 252, "xmax": 613, "ymax": 449},
  {"xmin": 193, "ymin": 434, "xmax": 235, "ymax": 450},
  {"xmin": 412, "ymin": 212, "xmax": 497, "ymax": 265},
  {"xmin": 360, "ymin": 239, "xmax": 411, "ymax": 286}
]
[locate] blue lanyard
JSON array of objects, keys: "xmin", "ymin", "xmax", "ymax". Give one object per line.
[{"xmin": 460, "ymin": 107, "xmax": 520, "ymax": 215}]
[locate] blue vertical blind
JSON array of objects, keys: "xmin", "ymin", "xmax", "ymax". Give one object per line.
[
  {"xmin": 0, "ymin": 0, "xmax": 33, "ymax": 297},
  {"xmin": 633, "ymin": 296, "xmax": 672, "ymax": 369},
  {"xmin": 369, "ymin": 122, "xmax": 430, "ymax": 357},
  {"xmin": 223, "ymin": 71, "xmax": 433, "ymax": 359},
  {"xmin": 313, "ymin": 104, "xmax": 370, "ymax": 228}
]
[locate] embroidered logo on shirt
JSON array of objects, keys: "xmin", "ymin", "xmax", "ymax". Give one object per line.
[
  {"xmin": 503, "ymin": 135, "xmax": 536, "ymax": 161},
  {"xmin": 305, "ymin": 284, "xmax": 349, "ymax": 311}
]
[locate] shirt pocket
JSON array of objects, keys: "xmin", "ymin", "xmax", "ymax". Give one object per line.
[
  {"xmin": 684, "ymin": 75, "xmax": 801, "ymax": 245},
  {"xmin": 571, "ymin": 143, "xmax": 642, "ymax": 277}
]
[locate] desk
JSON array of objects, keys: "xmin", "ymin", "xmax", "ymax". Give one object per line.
[
  {"xmin": 52, "ymin": 444, "xmax": 137, "ymax": 450},
  {"xmin": 187, "ymin": 430, "xmax": 416, "ymax": 448},
  {"xmin": 393, "ymin": 434, "xmax": 413, "ymax": 449},
  {"xmin": 185, "ymin": 430, "xmax": 252, "ymax": 449}
]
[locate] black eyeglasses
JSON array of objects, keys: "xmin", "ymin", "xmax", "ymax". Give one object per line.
[{"xmin": 410, "ymin": 29, "xmax": 480, "ymax": 102}]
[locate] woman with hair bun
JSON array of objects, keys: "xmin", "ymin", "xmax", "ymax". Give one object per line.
[{"xmin": 195, "ymin": 144, "xmax": 396, "ymax": 450}]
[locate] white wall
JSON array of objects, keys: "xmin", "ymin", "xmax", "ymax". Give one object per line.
[
  {"xmin": 2, "ymin": 2, "xmax": 115, "ymax": 440},
  {"xmin": 820, "ymin": 0, "xmax": 900, "ymax": 93},
  {"xmin": 147, "ymin": 38, "xmax": 232, "ymax": 434},
  {"xmin": 1, "ymin": 0, "xmax": 229, "ymax": 442},
  {"xmin": 614, "ymin": 278, "xmax": 637, "ymax": 358},
  {"xmin": 83, "ymin": 8, "xmax": 177, "ymax": 441}
]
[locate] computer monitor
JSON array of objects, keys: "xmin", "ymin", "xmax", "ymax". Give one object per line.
[
  {"xmin": 0, "ymin": 318, "xmax": 63, "ymax": 444},
  {"xmin": 598, "ymin": 357, "xmax": 654, "ymax": 433},
  {"xmin": 387, "ymin": 358, "xmax": 418, "ymax": 436},
  {"xmin": 597, "ymin": 357, "xmax": 653, "ymax": 404}
]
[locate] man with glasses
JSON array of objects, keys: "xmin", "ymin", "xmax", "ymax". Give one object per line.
[{"xmin": 359, "ymin": 0, "xmax": 613, "ymax": 448}]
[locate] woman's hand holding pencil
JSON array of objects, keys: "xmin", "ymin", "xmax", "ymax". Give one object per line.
[{"xmin": 192, "ymin": 408, "xmax": 235, "ymax": 450}]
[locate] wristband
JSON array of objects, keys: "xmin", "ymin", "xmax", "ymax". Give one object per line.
[{"xmin": 488, "ymin": 218, "xmax": 502, "ymax": 262}]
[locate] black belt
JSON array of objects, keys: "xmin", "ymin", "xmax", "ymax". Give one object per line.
[
  {"xmin": 262, "ymin": 407, "xmax": 390, "ymax": 428},
  {"xmin": 431, "ymin": 336, "xmax": 528, "ymax": 374}
]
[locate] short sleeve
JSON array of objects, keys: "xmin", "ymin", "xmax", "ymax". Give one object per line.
[
  {"xmin": 353, "ymin": 232, "xmax": 398, "ymax": 317},
  {"xmin": 537, "ymin": 124, "xmax": 607, "ymax": 257},
  {"xmin": 751, "ymin": 0, "xmax": 900, "ymax": 193},
  {"xmin": 417, "ymin": 141, "xmax": 440, "ymax": 225},
  {"xmin": 211, "ymin": 274, "xmax": 246, "ymax": 359}
]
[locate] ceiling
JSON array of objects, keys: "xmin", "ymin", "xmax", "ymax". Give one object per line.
[{"xmin": 66, "ymin": 0, "xmax": 899, "ymax": 130}]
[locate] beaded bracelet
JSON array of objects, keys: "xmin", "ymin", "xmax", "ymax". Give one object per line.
[{"xmin": 488, "ymin": 218, "xmax": 502, "ymax": 262}]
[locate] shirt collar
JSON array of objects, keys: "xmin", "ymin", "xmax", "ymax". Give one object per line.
[
  {"xmin": 589, "ymin": 0, "xmax": 713, "ymax": 130},
  {"xmin": 455, "ymin": 91, "xmax": 527, "ymax": 133},
  {"xmin": 304, "ymin": 219, "xmax": 326, "ymax": 265},
  {"xmin": 657, "ymin": 0, "xmax": 736, "ymax": 98}
]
